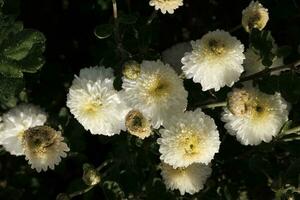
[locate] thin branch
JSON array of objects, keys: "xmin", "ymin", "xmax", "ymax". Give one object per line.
[
  {"xmin": 96, "ymin": 159, "xmax": 114, "ymax": 171},
  {"xmin": 69, "ymin": 186, "xmax": 94, "ymax": 199},
  {"xmin": 200, "ymin": 101, "xmax": 227, "ymax": 109},
  {"xmin": 147, "ymin": 10, "xmax": 158, "ymax": 25},
  {"xmin": 239, "ymin": 59, "xmax": 300, "ymax": 82},
  {"xmin": 112, "ymin": 0, "xmax": 118, "ymax": 19}
]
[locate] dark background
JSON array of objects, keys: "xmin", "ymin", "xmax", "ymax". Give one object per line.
[{"xmin": 1, "ymin": 0, "xmax": 300, "ymax": 199}]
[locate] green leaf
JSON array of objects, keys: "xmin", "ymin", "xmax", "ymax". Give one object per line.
[
  {"xmin": 250, "ymin": 29, "xmax": 275, "ymax": 67},
  {"xmin": 0, "ymin": 74, "xmax": 24, "ymax": 107},
  {"xmin": 0, "ymin": 57, "xmax": 22, "ymax": 77},
  {"xmin": 0, "ymin": 15, "xmax": 46, "ymax": 78},
  {"xmin": 94, "ymin": 24, "xmax": 113, "ymax": 39},
  {"xmin": 3, "ymin": 29, "xmax": 46, "ymax": 61},
  {"xmin": 0, "ymin": 15, "xmax": 23, "ymax": 45},
  {"xmin": 118, "ymin": 13, "xmax": 137, "ymax": 24}
]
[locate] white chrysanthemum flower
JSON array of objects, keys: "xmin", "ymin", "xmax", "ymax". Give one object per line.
[
  {"xmin": 67, "ymin": 66, "xmax": 129, "ymax": 136},
  {"xmin": 182, "ymin": 30, "xmax": 245, "ymax": 91},
  {"xmin": 162, "ymin": 42, "xmax": 192, "ymax": 74},
  {"xmin": 158, "ymin": 109, "xmax": 220, "ymax": 168},
  {"xmin": 22, "ymin": 126, "xmax": 70, "ymax": 172},
  {"xmin": 122, "ymin": 60, "xmax": 188, "ymax": 129},
  {"xmin": 242, "ymin": 1, "xmax": 269, "ymax": 32},
  {"xmin": 244, "ymin": 48, "xmax": 284, "ymax": 76},
  {"xmin": 221, "ymin": 87, "xmax": 289, "ymax": 145},
  {"xmin": 149, "ymin": 0, "xmax": 183, "ymax": 14},
  {"xmin": 161, "ymin": 163, "xmax": 212, "ymax": 195},
  {"xmin": 0, "ymin": 104, "xmax": 47, "ymax": 155}
]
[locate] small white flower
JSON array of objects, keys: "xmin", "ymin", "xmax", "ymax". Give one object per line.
[
  {"xmin": 244, "ymin": 48, "xmax": 284, "ymax": 76},
  {"xmin": 158, "ymin": 109, "xmax": 220, "ymax": 168},
  {"xmin": 162, "ymin": 42, "xmax": 192, "ymax": 74},
  {"xmin": 242, "ymin": 1, "xmax": 269, "ymax": 32},
  {"xmin": 0, "ymin": 104, "xmax": 47, "ymax": 156},
  {"xmin": 182, "ymin": 30, "xmax": 245, "ymax": 91},
  {"xmin": 221, "ymin": 87, "xmax": 289, "ymax": 145},
  {"xmin": 22, "ymin": 126, "xmax": 70, "ymax": 172},
  {"xmin": 122, "ymin": 60, "xmax": 188, "ymax": 128},
  {"xmin": 161, "ymin": 163, "xmax": 212, "ymax": 195},
  {"xmin": 149, "ymin": 0, "xmax": 183, "ymax": 14},
  {"xmin": 67, "ymin": 66, "xmax": 129, "ymax": 136}
]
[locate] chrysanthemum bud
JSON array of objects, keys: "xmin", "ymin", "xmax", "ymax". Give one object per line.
[
  {"xmin": 242, "ymin": 1, "xmax": 269, "ymax": 32},
  {"xmin": 227, "ymin": 88, "xmax": 252, "ymax": 116},
  {"xmin": 125, "ymin": 110, "xmax": 152, "ymax": 139},
  {"xmin": 82, "ymin": 164, "xmax": 101, "ymax": 186},
  {"xmin": 56, "ymin": 193, "xmax": 70, "ymax": 200},
  {"xmin": 23, "ymin": 125, "xmax": 69, "ymax": 172},
  {"xmin": 122, "ymin": 60, "xmax": 141, "ymax": 80}
]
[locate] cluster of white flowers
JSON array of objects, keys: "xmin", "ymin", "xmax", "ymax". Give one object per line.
[
  {"xmin": 0, "ymin": 104, "xmax": 69, "ymax": 172},
  {"xmin": 0, "ymin": 0, "xmax": 292, "ymax": 196}
]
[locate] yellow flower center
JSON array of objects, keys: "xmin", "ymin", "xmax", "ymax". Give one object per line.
[
  {"xmin": 178, "ymin": 129, "xmax": 202, "ymax": 156},
  {"xmin": 207, "ymin": 39, "xmax": 226, "ymax": 55},
  {"xmin": 146, "ymin": 75, "xmax": 171, "ymax": 99}
]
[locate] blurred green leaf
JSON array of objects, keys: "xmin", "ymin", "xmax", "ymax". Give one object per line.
[
  {"xmin": 94, "ymin": 24, "xmax": 114, "ymax": 39},
  {"xmin": 250, "ymin": 29, "xmax": 275, "ymax": 67},
  {"xmin": 0, "ymin": 74, "xmax": 24, "ymax": 107}
]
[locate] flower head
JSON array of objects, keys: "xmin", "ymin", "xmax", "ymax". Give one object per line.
[
  {"xmin": 125, "ymin": 110, "xmax": 152, "ymax": 139},
  {"xmin": 222, "ymin": 87, "xmax": 289, "ymax": 145},
  {"xmin": 182, "ymin": 30, "xmax": 245, "ymax": 91},
  {"xmin": 22, "ymin": 126, "xmax": 70, "ymax": 172},
  {"xmin": 242, "ymin": 1, "xmax": 269, "ymax": 32},
  {"xmin": 149, "ymin": 0, "xmax": 183, "ymax": 14},
  {"xmin": 161, "ymin": 163, "xmax": 212, "ymax": 195},
  {"xmin": 158, "ymin": 109, "xmax": 220, "ymax": 168},
  {"xmin": 67, "ymin": 66, "xmax": 129, "ymax": 136},
  {"xmin": 0, "ymin": 104, "xmax": 47, "ymax": 155},
  {"xmin": 122, "ymin": 60, "xmax": 188, "ymax": 128}
]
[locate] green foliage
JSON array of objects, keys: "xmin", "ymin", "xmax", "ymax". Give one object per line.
[
  {"xmin": 0, "ymin": 17, "xmax": 46, "ymax": 78},
  {"xmin": 249, "ymin": 29, "xmax": 275, "ymax": 67}
]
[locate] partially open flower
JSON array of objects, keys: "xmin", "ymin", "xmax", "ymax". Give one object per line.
[
  {"xmin": 242, "ymin": 1, "xmax": 269, "ymax": 32},
  {"xmin": 122, "ymin": 60, "xmax": 141, "ymax": 80},
  {"xmin": 23, "ymin": 126, "xmax": 70, "ymax": 172},
  {"xmin": 125, "ymin": 110, "xmax": 152, "ymax": 139},
  {"xmin": 149, "ymin": 0, "xmax": 183, "ymax": 14},
  {"xmin": 161, "ymin": 162, "xmax": 212, "ymax": 195},
  {"xmin": 222, "ymin": 87, "xmax": 289, "ymax": 145}
]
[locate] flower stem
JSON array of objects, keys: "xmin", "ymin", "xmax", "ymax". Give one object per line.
[
  {"xmin": 69, "ymin": 186, "xmax": 94, "ymax": 199},
  {"xmin": 96, "ymin": 159, "xmax": 114, "ymax": 171},
  {"xmin": 112, "ymin": 0, "xmax": 118, "ymax": 19},
  {"xmin": 147, "ymin": 10, "xmax": 158, "ymax": 25},
  {"xmin": 239, "ymin": 59, "xmax": 300, "ymax": 82},
  {"xmin": 200, "ymin": 101, "xmax": 227, "ymax": 109}
]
